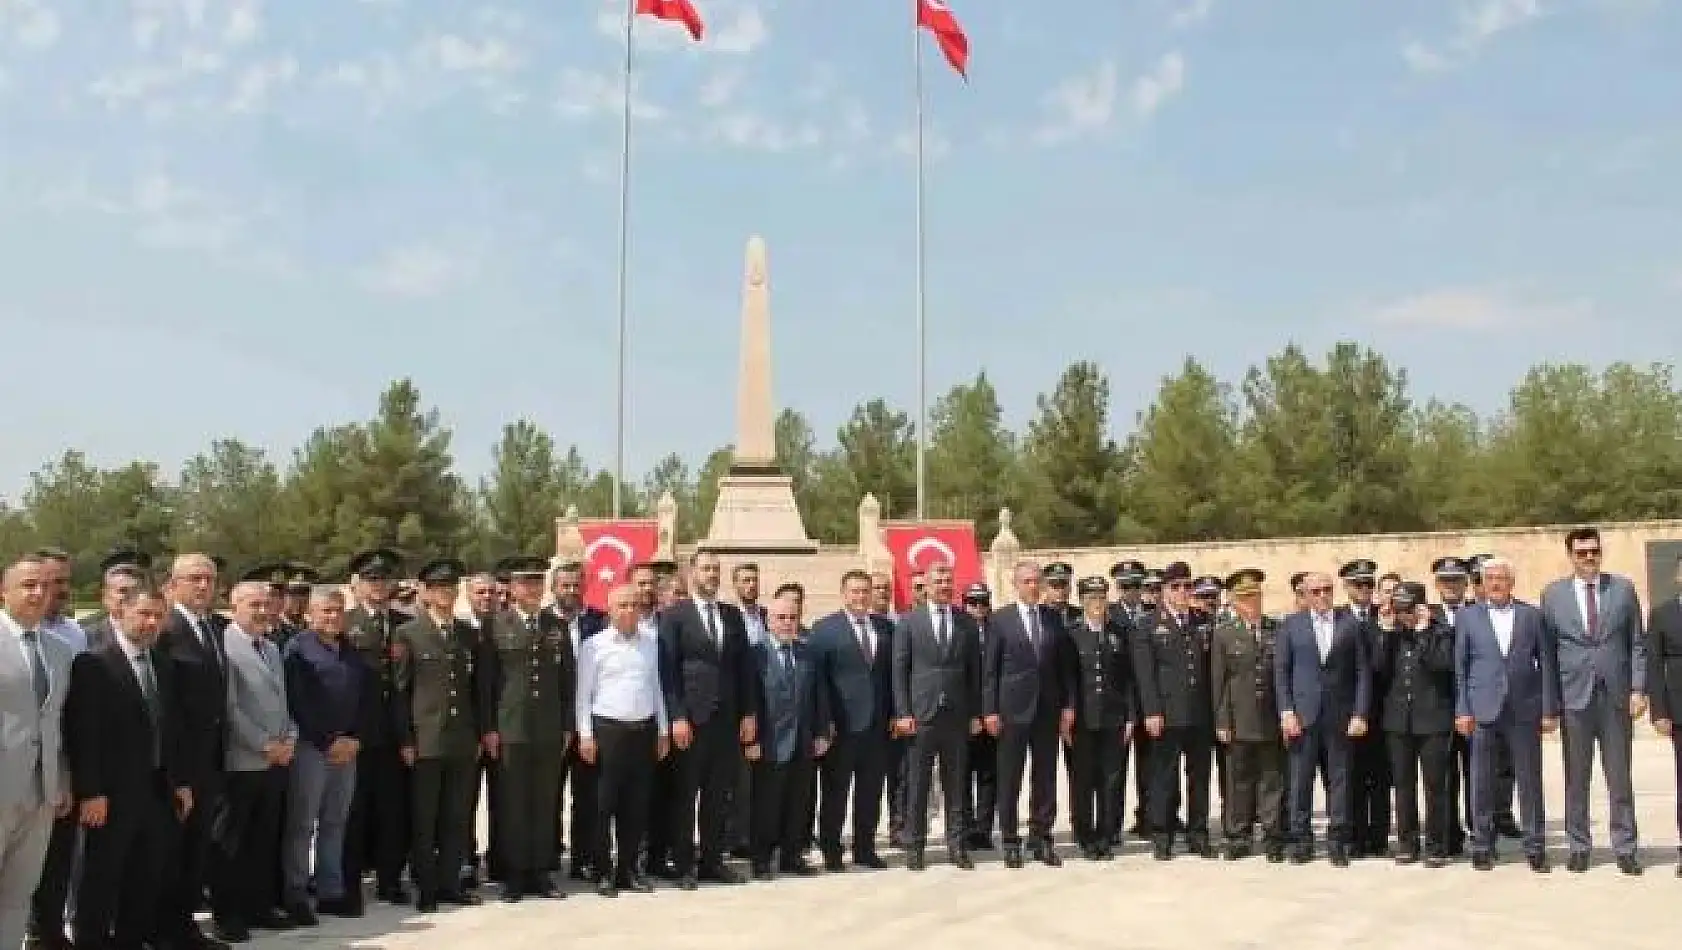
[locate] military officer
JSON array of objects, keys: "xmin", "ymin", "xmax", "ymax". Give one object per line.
[
  {"xmin": 484, "ymin": 556, "xmax": 576, "ymax": 901},
  {"xmin": 1132, "ymin": 561, "xmax": 1216, "ymax": 859},
  {"xmin": 1129, "ymin": 566, "xmax": 1164, "ymax": 838},
  {"xmin": 1107, "ymin": 560, "xmax": 1147, "ymax": 625},
  {"xmin": 1066, "ymin": 577, "xmax": 1133, "ymax": 860},
  {"xmin": 1104, "ymin": 560, "xmax": 1146, "ymax": 844},
  {"xmin": 545, "ymin": 561, "xmax": 609, "ymax": 880},
  {"xmin": 1338, "ymin": 558, "xmax": 1391, "ymax": 858},
  {"xmin": 282, "ymin": 563, "xmax": 316, "ymax": 636},
  {"xmin": 959, "ymin": 582, "xmax": 998, "ymax": 850},
  {"xmin": 1192, "ymin": 574, "xmax": 1229, "ymax": 797},
  {"xmin": 394, "ymin": 558, "xmax": 492, "ymax": 913},
  {"xmin": 341, "ymin": 547, "xmax": 412, "ymax": 906},
  {"xmin": 1372, "ymin": 581, "xmax": 1457, "ymax": 866},
  {"xmin": 1210, "ymin": 569, "xmax": 1286, "ymax": 862}
]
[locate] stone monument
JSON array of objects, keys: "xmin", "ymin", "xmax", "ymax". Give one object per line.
[{"xmin": 703, "ymin": 236, "xmax": 820, "ymax": 554}]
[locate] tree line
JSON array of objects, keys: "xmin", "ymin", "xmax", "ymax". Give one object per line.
[{"xmin": 5, "ymin": 343, "xmax": 1680, "ymax": 595}]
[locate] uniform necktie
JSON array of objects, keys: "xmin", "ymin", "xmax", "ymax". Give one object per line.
[
  {"xmin": 854, "ymin": 618, "xmax": 873, "ymax": 661},
  {"xmin": 20, "ymin": 630, "xmax": 48, "ymax": 705},
  {"xmin": 703, "ymin": 601, "xmax": 720, "ymax": 647},
  {"xmin": 1585, "ymin": 580, "xmax": 1600, "ymax": 641}
]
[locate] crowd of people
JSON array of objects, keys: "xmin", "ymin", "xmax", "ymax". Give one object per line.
[{"xmin": 1, "ymin": 524, "xmax": 1679, "ymax": 950}]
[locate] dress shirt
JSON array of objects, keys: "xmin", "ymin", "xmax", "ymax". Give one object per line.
[
  {"xmin": 42, "ymin": 615, "xmax": 86, "ymax": 653},
  {"xmin": 1313, "ymin": 612, "xmax": 1334, "ymax": 661},
  {"xmin": 576, "ymin": 628, "xmax": 668, "ymax": 741},
  {"xmin": 1, "ymin": 611, "xmax": 46, "ymax": 688},
  {"xmin": 742, "ymin": 604, "xmax": 768, "ymax": 645},
  {"xmin": 1488, "ymin": 601, "xmax": 1516, "ymax": 656},
  {"xmin": 1572, "ymin": 575, "xmax": 1601, "ymax": 631},
  {"xmin": 694, "ymin": 598, "xmax": 722, "ymax": 645},
  {"xmin": 929, "ymin": 603, "xmax": 951, "ymax": 645},
  {"xmin": 1016, "ymin": 602, "xmax": 1039, "ymax": 647},
  {"xmin": 847, "ymin": 611, "xmax": 875, "ymax": 657},
  {"xmin": 636, "ymin": 613, "xmax": 658, "ymax": 640},
  {"xmin": 284, "ymin": 631, "xmax": 364, "ymax": 751}
]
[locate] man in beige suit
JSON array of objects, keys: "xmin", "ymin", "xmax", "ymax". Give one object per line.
[{"xmin": 0, "ymin": 555, "xmax": 75, "ymax": 950}]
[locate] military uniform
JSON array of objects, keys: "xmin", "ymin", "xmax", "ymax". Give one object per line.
[
  {"xmin": 1210, "ymin": 575, "xmax": 1286, "ymax": 861},
  {"xmin": 486, "ymin": 594, "xmax": 576, "ymax": 899},
  {"xmin": 395, "ymin": 576, "xmax": 491, "ymax": 911},
  {"xmin": 1103, "ymin": 559, "xmax": 1147, "ymax": 846},
  {"xmin": 1338, "ymin": 559, "xmax": 1391, "ymax": 857},
  {"xmin": 549, "ymin": 601, "xmax": 609, "ymax": 877},
  {"xmin": 1131, "ymin": 563, "xmax": 1216, "ymax": 858},
  {"xmin": 1066, "ymin": 578, "xmax": 1133, "ymax": 858},
  {"xmin": 340, "ymin": 549, "xmax": 412, "ymax": 905},
  {"xmin": 1373, "ymin": 586, "xmax": 1456, "ymax": 864}
]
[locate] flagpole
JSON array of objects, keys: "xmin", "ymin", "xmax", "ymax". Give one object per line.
[
  {"xmin": 612, "ymin": 0, "xmax": 636, "ymax": 518},
  {"xmin": 913, "ymin": 1, "xmax": 928, "ymax": 523}
]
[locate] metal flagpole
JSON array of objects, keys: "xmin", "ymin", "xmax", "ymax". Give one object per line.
[
  {"xmin": 913, "ymin": 0, "xmax": 928, "ymax": 522},
  {"xmin": 612, "ymin": 0, "xmax": 636, "ymax": 518}
]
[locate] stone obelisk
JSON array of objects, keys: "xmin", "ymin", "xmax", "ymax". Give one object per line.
[{"xmin": 703, "ymin": 236, "xmax": 819, "ymax": 553}]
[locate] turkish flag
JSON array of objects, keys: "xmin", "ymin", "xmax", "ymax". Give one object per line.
[
  {"xmin": 579, "ymin": 519, "xmax": 659, "ymax": 610},
  {"xmin": 917, "ymin": 0, "xmax": 969, "ymax": 79},
  {"xmin": 881, "ymin": 521, "xmax": 982, "ymax": 611},
  {"xmin": 637, "ymin": 0, "xmax": 705, "ymax": 41}
]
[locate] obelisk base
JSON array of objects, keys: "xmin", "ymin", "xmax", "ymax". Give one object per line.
[{"xmin": 703, "ymin": 470, "xmax": 819, "ymax": 554}]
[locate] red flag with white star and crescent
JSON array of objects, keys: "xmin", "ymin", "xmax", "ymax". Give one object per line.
[
  {"xmin": 578, "ymin": 520, "xmax": 660, "ymax": 610},
  {"xmin": 637, "ymin": 0, "xmax": 705, "ymax": 41},
  {"xmin": 917, "ymin": 0, "xmax": 970, "ymax": 79},
  {"xmin": 882, "ymin": 521, "xmax": 982, "ymax": 611}
]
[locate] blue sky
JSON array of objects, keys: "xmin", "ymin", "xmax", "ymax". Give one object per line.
[{"xmin": 1, "ymin": 0, "xmax": 1678, "ymax": 499}]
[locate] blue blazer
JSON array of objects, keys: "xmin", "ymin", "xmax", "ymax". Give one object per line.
[
  {"xmin": 1454, "ymin": 600, "xmax": 1560, "ymax": 725},
  {"xmin": 808, "ymin": 610, "xmax": 894, "ymax": 737},
  {"xmin": 1274, "ymin": 610, "xmax": 1370, "ymax": 728},
  {"xmin": 751, "ymin": 637, "xmax": 825, "ymax": 764}
]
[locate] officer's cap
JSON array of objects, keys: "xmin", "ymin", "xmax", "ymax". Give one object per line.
[
  {"xmin": 1109, "ymin": 559, "xmax": 1146, "ymax": 584},
  {"xmin": 240, "ymin": 562, "xmax": 291, "ymax": 590},
  {"xmin": 416, "ymin": 557, "xmax": 467, "ymax": 587},
  {"xmin": 497, "ymin": 555, "xmax": 550, "ymax": 580},
  {"xmin": 1076, "ymin": 576, "xmax": 1108, "ymax": 598},
  {"xmin": 1161, "ymin": 561, "xmax": 1192, "ymax": 583},
  {"xmin": 1338, "ymin": 559, "xmax": 1378, "ymax": 582},
  {"xmin": 961, "ymin": 582, "xmax": 991, "ymax": 605},
  {"xmin": 1192, "ymin": 575, "xmax": 1222, "ymax": 597},
  {"xmin": 284, "ymin": 562, "xmax": 320, "ymax": 592},
  {"xmin": 1394, "ymin": 581, "xmax": 1428, "ymax": 610},
  {"xmin": 1142, "ymin": 568, "xmax": 1166, "ymax": 588},
  {"xmin": 1467, "ymin": 554, "xmax": 1494, "ymax": 581},
  {"xmin": 1042, "ymin": 562, "xmax": 1073, "ymax": 583},
  {"xmin": 1226, "ymin": 568, "xmax": 1265, "ymax": 597},
  {"xmin": 1431, "ymin": 556, "xmax": 1468, "ymax": 579},
  {"xmin": 100, "ymin": 546, "xmax": 151, "ymax": 575},
  {"xmin": 1289, "ymin": 571, "xmax": 1309, "ymax": 592},
  {"xmin": 349, "ymin": 547, "xmax": 401, "ymax": 581}
]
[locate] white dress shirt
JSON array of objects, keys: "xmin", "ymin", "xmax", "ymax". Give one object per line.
[
  {"xmin": 42, "ymin": 615, "xmax": 86, "ymax": 654},
  {"xmin": 1313, "ymin": 612, "xmax": 1334, "ymax": 661},
  {"xmin": 576, "ymin": 628, "xmax": 668, "ymax": 741},
  {"xmin": 1488, "ymin": 602, "xmax": 1516, "ymax": 657},
  {"xmin": 1, "ymin": 611, "xmax": 49, "ymax": 697}
]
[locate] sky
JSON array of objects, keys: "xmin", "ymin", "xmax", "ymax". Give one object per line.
[{"xmin": 1, "ymin": 0, "xmax": 1679, "ymax": 501}]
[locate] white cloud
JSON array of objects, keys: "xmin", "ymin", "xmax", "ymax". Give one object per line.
[
  {"xmin": 41, "ymin": 170, "xmax": 284, "ymax": 268},
  {"xmin": 228, "ymin": 55, "xmax": 297, "ymax": 113},
  {"xmin": 698, "ymin": 70, "xmax": 741, "ymax": 109},
  {"xmin": 1169, "ymin": 0, "xmax": 1212, "ymax": 29},
  {"xmin": 710, "ymin": 5, "xmax": 768, "ymax": 54},
  {"xmin": 224, "ymin": 0, "xmax": 261, "ymax": 47},
  {"xmin": 7, "ymin": 0, "xmax": 61, "ymax": 49},
  {"xmin": 555, "ymin": 67, "xmax": 665, "ymax": 121},
  {"xmin": 1403, "ymin": 0, "xmax": 1543, "ymax": 73},
  {"xmin": 1130, "ymin": 51, "xmax": 1185, "ymax": 118},
  {"xmin": 1033, "ymin": 61, "xmax": 1118, "ymax": 145},
  {"xmin": 425, "ymin": 34, "xmax": 522, "ymax": 73},
  {"xmin": 360, "ymin": 244, "xmax": 479, "ymax": 298},
  {"xmin": 1365, "ymin": 287, "xmax": 1591, "ymax": 331}
]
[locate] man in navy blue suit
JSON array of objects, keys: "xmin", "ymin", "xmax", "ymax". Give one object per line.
[
  {"xmin": 1454, "ymin": 556, "xmax": 1559, "ymax": 872},
  {"xmin": 1275, "ymin": 571, "xmax": 1371, "ymax": 866}
]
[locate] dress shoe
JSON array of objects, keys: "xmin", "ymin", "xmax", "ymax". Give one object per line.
[
  {"xmin": 621, "ymin": 873, "xmax": 654, "ymax": 893},
  {"xmin": 1189, "ymin": 838, "xmax": 1216, "ymax": 859},
  {"xmin": 1566, "ymin": 852, "xmax": 1590, "ymax": 873},
  {"xmin": 1471, "ymin": 852, "xmax": 1493, "ymax": 871},
  {"xmin": 1495, "ymin": 815, "xmax": 1523, "ymax": 839},
  {"xmin": 252, "ymin": 908, "xmax": 299, "ymax": 930},
  {"xmin": 1221, "ymin": 842, "xmax": 1249, "ymax": 861},
  {"xmin": 906, "ymin": 850, "xmax": 926, "ymax": 871},
  {"xmin": 501, "ymin": 886, "xmax": 524, "ymax": 903},
  {"xmin": 822, "ymin": 853, "xmax": 845, "ymax": 872},
  {"xmin": 1329, "ymin": 844, "xmax": 1351, "ymax": 868},
  {"xmin": 1616, "ymin": 855, "xmax": 1643, "ymax": 876},
  {"xmin": 1152, "ymin": 837, "xmax": 1174, "ymax": 861},
  {"xmin": 751, "ymin": 861, "xmax": 773, "ymax": 881},
  {"xmin": 568, "ymin": 864, "xmax": 592, "ymax": 881},
  {"xmin": 676, "ymin": 874, "xmax": 698, "ymax": 891},
  {"xmin": 698, "ymin": 862, "xmax": 743, "ymax": 885},
  {"xmin": 528, "ymin": 875, "xmax": 561, "ymax": 898},
  {"xmin": 595, "ymin": 878, "xmax": 618, "ymax": 898},
  {"xmin": 315, "ymin": 897, "xmax": 363, "ymax": 918},
  {"xmin": 210, "ymin": 919, "xmax": 250, "ymax": 944},
  {"xmin": 1034, "ymin": 842, "xmax": 1062, "ymax": 867},
  {"xmin": 951, "ymin": 850, "xmax": 974, "ymax": 870},
  {"xmin": 440, "ymin": 890, "xmax": 481, "ymax": 907},
  {"xmin": 1264, "ymin": 844, "xmax": 1285, "ymax": 864},
  {"xmin": 1288, "ymin": 846, "xmax": 1312, "ymax": 865},
  {"xmin": 1527, "ymin": 853, "xmax": 1550, "ymax": 873},
  {"xmin": 853, "ymin": 852, "xmax": 887, "ymax": 870},
  {"xmin": 1394, "ymin": 848, "xmax": 1419, "ymax": 866},
  {"xmin": 780, "ymin": 858, "xmax": 819, "ymax": 876},
  {"xmin": 283, "ymin": 904, "xmax": 317, "ymax": 928},
  {"xmin": 1003, "ymin": 846, "xmax": 1024, "ymax": 868}
]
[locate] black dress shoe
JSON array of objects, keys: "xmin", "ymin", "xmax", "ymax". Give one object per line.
[
  {"xmin": 623, "ymin": 873, "xmax": 654, "ymax": 893},
  {"xmin": 952, "ymin": 850, "xmax": 974, "ymax": 870},
  {"xmin": 906, "ymin": 851, "xmax": 926, "ymax": 871},
  {"xmin": 1003, "ymin": 846, "xmax": 1024, "ymax": 868},
  {"xmin": 1567, "ymin": 852, "xmax": 1590, "ymax": 873},
  {"xmin": 853, "ymin": 852, "xmax": 887, "ymax": 869},
  {"xmin": 1471, "ymin": 852, "xmax": 1494, "ymax": 871},
  {"xmin": 315, "ymin": 897, "xmax": 363, "ymax": 918},
  {"xmin": 1329, "ymin": 845, "xmax": 1350, "ymax": 868},
  {"xmin": 528, "ymin": 875, "xmax": 561, "ymax": 898},
  {"xmin": 1616, "ymin": 855, "xmax": 1643, "ymax": 876},
  {"xmin": 252, "ymin": 907, "xmax": 299, "ymax": 929},
  {"xmin": 596, "ymin": 878, "xmax": 618, "ymax": 898},
  {"xmin": 1152, "ymin": 837, "xmax": 1173, "ymax": 861},
  {"xmin": 440, "ymin": 890, "xmax": 481, "ymax": 906},
  {"xmin": 210, "ymin": 919, "xmax": 250, "ymax": 944},
  {"xmin": 698, "ymin": 862, "xmax": 743, "ymax": 885},
  {"xmin": 822, "ymin": 853, "xmax": 845, "ymax": 872},
  {"xmin": 283, "ymin": 903, "xmax": 317, "ymax": 927},
  {"xmin": 1264, "ymin": 845, "xmax": 1285, "ymax": 864},
  {"xmin": 1527, "ymin": 853, "xmax": 1550, "ymax": 873},
  {"xmin": 1035, "ymin": 842, "xmax": 1062, "ymax": 867}
]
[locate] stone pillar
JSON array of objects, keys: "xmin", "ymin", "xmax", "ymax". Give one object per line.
[
  {"xmin": 857, "ymin": 493, "xmax": 889, "ymax": 573},
  {"xmin": 553, "ymin": 504, "xmax": 584, "ymax": 568},
  {"xmin": 988, "ymin": 507, "xmax": 1021, "ymax": 602},
  {"xmin": 734, "ymin": 235, "xmax": 775, "ymax": 467},
  {"xmin": 656, "ymin": 491, "xmax": 678, "ymax": 560}
]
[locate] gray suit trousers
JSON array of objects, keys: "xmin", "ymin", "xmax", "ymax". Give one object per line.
[
  {"xmin": 1561, "ymin": 681, "xmax": 1638, "ymax": 856},
  {"xmin": 1, "ymin": 801, "xmax": 54, "ymax": 950}
]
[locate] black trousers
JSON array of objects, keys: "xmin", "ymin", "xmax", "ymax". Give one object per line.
[
  {"xmin": 643, "ymin": 754, "xmax": 677, "ymax": 868},
  {"xmin": 343, "ymin": 744, "xmax": 409, "ymax": 892},
  {"xmin": 1130, "ymin": 728, "xmax": 1154, "ymax": 831},
  {"xmin": 963, "ymin": 732, "xmax": 998, "ymax": 841},
  {"xmin": 904, "ymin": 711, "xmax": 968, "ymax": 850},
  {"xmin": 1287, "ymin": 722, "xmax": 1352, "ymax": 846},
  {"xmin": 209, "ymin": 767, "xmax": 287, "ymax": 923},
  {"xmin": 1148, "ymin": 727, "xmax": 1212, "ymax": 841},
  {"xmin": 28, "ymin": 811, "xmax": 79, "ymax": 938},
  {"xmin": 74, "ymin": 781, "xmax": 173, "ymax": 950},
  {"xmin": 750, "ymin": 755, "xmax": 815, "ymax": 864},
  {"xmin": 1068, "ymin": 726, "xmax": 1124, "ymax": 847},
  {"xmin": 159, "ymin": 777, "xmax": 217, "ymax": 939},
  {"xmin": 1222, "ymin": 740, "xmax": 1286, "ymax": 844},
  {"xmin": 887, "ymin": 736, "xmax": 910, "ymax": 843},
  {"xmin": 818, "ymin": 729, "xmax": 891, "ymax": 858},
  {"xmin": 593, "ymin": 717, "xmax": 656, "ymax": 879},
  {"xmin": 409, "ymin": 756, "xmax": 478, "ymax": 899},
  {"xmin": 469, "ymin": 755, "xmax": 498, "ymax": 881},
  {"xmin": 493, "ymin": 744, "xmax": 565, "ymax": 883},
  {"xmin": 1386, "ymin": 731, "xmax": 1452, "ymax": 856},
  {"xmin": 560, "ymin": 749, "xmax": 597, "ymax": 872},
  {"xmin": 1350, "ymin": 732, "xmax": 1393, "ymax": 850},
  {"xmin": 669, "ymin": 715, "xmax": 739, "ymax": 873},
  {"xmin": 997, "ymin": 714, "xmax": 1061, "ymax": 845}
]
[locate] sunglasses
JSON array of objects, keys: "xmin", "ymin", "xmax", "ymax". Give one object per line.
[
  {"xmin": 1573, "ymin": 548, "xmax": 1602, "ymax": 558},
  {"xmin": 1306, "ymin": 586, "xmax": 1334, "ymax": 595}
]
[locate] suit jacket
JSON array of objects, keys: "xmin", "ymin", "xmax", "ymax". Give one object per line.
[
  {"xmin": 809, "ymin": 610, "xmax": 894, "ymax": 737},
  {"xmin": 1130, "ymin": 609, "xmax": 1215, "ymax": 730},
  {"xmin": 1211, "ymin": 615, "xmax": 1281, "ymax": 742},
  {"xmin": 1064, "ymin": 614, "xmax": 1132, "ymax": 730},
  {"xmin": 751, "ymin": 637, "xmax": 826, "ymax": 764},
  {"xmin": 983, "ymin": 602, "xmax": 1075, "ymax": 724},
  {"xmin": 0, "ymin": 618, "xmax": 75, "ymax": 807},
  {"xmin": 1274, "ymin": 609, "xmax": 1370, "ymax": 729},
  {"xmin": 65, "ymin": 638, "xmax": 189, "ymax": 803},
  {"xmin": 223, "ymin": 626, "xmax": 297, "ymax": 772},
  {"xmin": 81, "ymin": 616, "xmax": 115, "ymax": 652},
  {"xmin": 158, "ymin": 605, "xmax": 229, "ymax": 788},
  {"xmin": 1455, "ymin": 600, "xmax": 1560, "ymax": 725},
  {"xmin": 1372, "ymin": 619, "xmax": 1457, "ymax": 735},
  {"xmin": 1540, "ymin": 574, "xmax": 1647, "ymax": 712},
  {"xmin": 1647, "ymin": 598, "xmax": 1682, "ymax": 724},
  {"xmin": 657, "ymin": 598, "xmax": 758, "ymax": 728},
  {"xmin": 890, "ymin": 602, "xmax": 982, "ymax": 724}
]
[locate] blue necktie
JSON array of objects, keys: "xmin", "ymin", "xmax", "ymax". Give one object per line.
[{"xmin": 21, "ymin": 630, "xmax": 48, "ymax": 705}]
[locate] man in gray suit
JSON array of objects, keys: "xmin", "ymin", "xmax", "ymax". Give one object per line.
[
  {"xmin": 1, "ymin": 555, "xmax": 76, "ymax": 950},
  {"xmin": 1539, "ymin": 526, "xmax": 1648, "ymax": 875},
  {"xmin": 210, "ymin": 580, "xmax": 299, "ymax": 941}
]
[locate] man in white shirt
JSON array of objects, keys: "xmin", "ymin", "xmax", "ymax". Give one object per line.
[
  {"xmin": 26, "ymin": 548, "xmax": 85, "ymax": 950},
  {"xmin": 576, "ymin": 584, "xmax": 670, "ymax": 897}
]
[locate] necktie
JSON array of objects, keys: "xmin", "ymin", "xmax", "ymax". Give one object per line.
[
  {"xmin": 854, "ymin": 618, "xmax": 873, "ymax": 661},
  {"xmin": 703, "ymin": 602, "xmax": 720, "ymax": 647},
  {"xmin": 198, "ymin": 619, "xmax": 223, "ymax": 673},
  {"xmin": 1027, "ymin": 606, "xmax": 1043, "ymax": 652},
  {"xmin": 21, "ymin": 630, "xmax": 48, "ymax": 705},
  {"xmin": 136, "ymin": 652, "xmax": 163, "ymax": 765},
  {"xmin": 780, "ymin": 644, "xmax": 795, "ymax": 677},
  {"xmin": 935, "ymin": 608, "xmax": 949, "ymax": 648},
  {"xmin": 1585, "ymin": 580, "xmax": 1600, "ymax": 640}
]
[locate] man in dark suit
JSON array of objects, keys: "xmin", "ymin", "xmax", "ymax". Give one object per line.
[
  {"xmin": 657, "ymin": 550, "xmax": 758, "ymax": 889},
  {"xmin": 744, "ymin": 592, "xmax": 827, "ymax": 879},
  {"xmin": 809, "ymin": 570, "xmax": 895, "ymax": 871},
  {"xmin": 958, "ymin": 583, "xmax": 997, "ymax": 851},
  {"xmin": 1336, "ymin": 558, "xmax": 1390, "ymax": 858},
  {"xmin": 1645, "ymin": 555, "xmax": 1682, "ymax": 875},
  {"xmin": 544, "ymin": 562, "xmax": 608, "ymax": 880},
  {"xmin": 1131, "ymin": 561, "xmax": 1216, "ymax": 859},
  {"xmin": 1275, "ymin": 570, "xmax": 1371, "ymax": 866},
  {"xmin": 65, "ymin": 586, "xmax": 193, "ymax": 950},
  {"xmin": 1454, "ymin": 558, "xmax": 1558, "ymax": 872},
  {"xmin": 1539, "ymin": 526, "xmax": 1648, "ymax": 875},
  {"xmin": 891, "ymin": 562, "xmax": 982, "ymax": 872},
  {"xmin": 983, "ymin": 560, "xmax": 1075, "ymax": 868},
  {"xmin": 155, "ymin": 553, "xmax": 230, "ymax": 950}
]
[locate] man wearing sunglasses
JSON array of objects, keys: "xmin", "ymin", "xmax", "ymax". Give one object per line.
[
  {"xmin": 1540, "ymin": 526, "xmax": 1648, "ymax": 875},
  {"xmin": 1337, "ymin": 559, "xmax": 1391, "ymax": 860},
  {"xmin": 1131, "ymin": 562, "xmax": 1217, "ymax": 859}
]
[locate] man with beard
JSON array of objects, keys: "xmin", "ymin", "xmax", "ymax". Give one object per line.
[
  {"xmin": 545, "ymin": 561, "xmax": 608, "ymax": 880},
  {"xmin": 809, "ymin": 570, "xmax": 895, "ymax": 871}
]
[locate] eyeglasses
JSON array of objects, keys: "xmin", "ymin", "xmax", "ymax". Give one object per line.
[
  {"xmin": 1573, "ymin": 547, "xmax": 1602, "ymax": 558},
  {"xmin": 770, "ymin": 613, "xmax": 798, "ymax": 621},
  {"xmin": 1349, "ymin": 579, "xmax": 1375, "ymax": 588},
  {"xmin": 1306, "ymin": 586, "xmax": 1334, "ymax": 595}
]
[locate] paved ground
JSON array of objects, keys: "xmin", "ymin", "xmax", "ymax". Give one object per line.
[{"xmin": 256, "ymin": 737, "xmax": 1681, "ymax": 950}]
